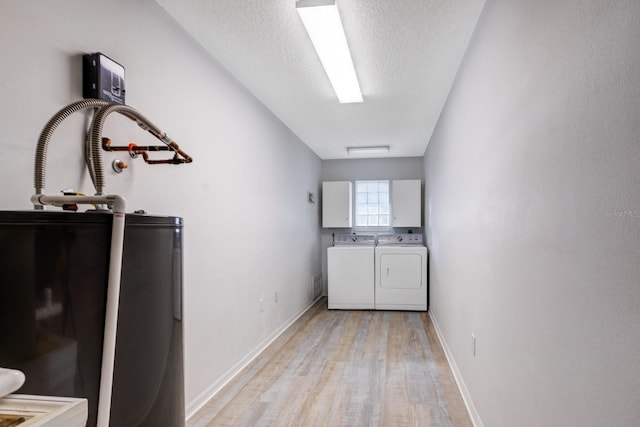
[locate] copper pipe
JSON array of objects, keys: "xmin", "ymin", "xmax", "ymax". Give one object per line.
[{"xmin": 102, "ymin": 138, "xmax": 193, "ymax": 165}]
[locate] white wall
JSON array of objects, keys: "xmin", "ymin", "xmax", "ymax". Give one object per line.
[
  {"xmin": 0, "ymin": 0, "xmax": 322, "ymax": 416},
  {"xmin": 322, "ymin": 157, "xmax": 424, "ymax": 182},
  {"xmin": 424, "ymin": 0, "xmax": 640, "ymax": 426},
  {"xmin": 320, "ymin": 157, "xmax": 423, "ymax": 294}
]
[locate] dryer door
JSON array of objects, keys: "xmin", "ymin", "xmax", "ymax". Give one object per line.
[{"xmin": 379, "ymin": 253, "xmax": 423, "ymax": 289}]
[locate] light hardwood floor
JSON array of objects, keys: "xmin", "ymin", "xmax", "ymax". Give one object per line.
[{"xmin": 189, "ymin": 299, "xmax": 472, "ymax": 427}]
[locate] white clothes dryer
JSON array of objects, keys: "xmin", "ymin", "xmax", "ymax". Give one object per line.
[
  {"xmin": 328, "ymin": 234, "xmax": 375, "ymax": 309},
  {"xmin": 375, "ymin": 234, "xmax": 427, "ymax": 311}
]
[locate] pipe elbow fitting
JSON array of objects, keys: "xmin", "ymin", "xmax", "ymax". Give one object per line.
[{"xmin": 106, "ymin": 195, "xmax": 127, "ymax": 213}]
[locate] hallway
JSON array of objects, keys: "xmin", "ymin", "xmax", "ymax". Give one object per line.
[{"xmin": 190, "ymin": 300, "xmax": 471, "ymax": 426}]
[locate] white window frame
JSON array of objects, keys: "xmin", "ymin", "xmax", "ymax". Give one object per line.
[{"xmin": 353, "ymin": 179, "xmax": 393, "ymax": 231}]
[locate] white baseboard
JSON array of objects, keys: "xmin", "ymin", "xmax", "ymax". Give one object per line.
[
  {"xmin": 186, "ymin": 295, "xmax": 323, "ymax": 419},
  {"xmin": 428, "ymin": 312, "xmax": 484, "ymax": 427}
]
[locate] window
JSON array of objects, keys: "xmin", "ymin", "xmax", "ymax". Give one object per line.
[{"xmin": 355, "ymin": 180, "xmax": 390, "ymax": 227}]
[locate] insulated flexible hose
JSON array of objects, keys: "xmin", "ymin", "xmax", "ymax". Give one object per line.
[
  {"xmin": 34, "ymin": 99, "xmax": 110, "ymax": 198},
  {"xmin": 89, "ymin": 104, "xmax": 174, "ymax": 194}
]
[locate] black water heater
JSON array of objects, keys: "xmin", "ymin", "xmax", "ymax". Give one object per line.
[
  {"xmin": 83, "ymin": 52, "xmax": 126, "ymax": 104},
  {"xmin": 0, "ymin": 211, "xmax": 184, "ymax": 427}
]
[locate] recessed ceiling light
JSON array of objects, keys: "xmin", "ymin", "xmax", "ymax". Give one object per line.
[
  {"xmin": 296, "ymin": 0, "xmax": 363, "ymax": 104},
  {"xmin": 347, "ymin": 146, "xmax": 390, "ymax": 155}
]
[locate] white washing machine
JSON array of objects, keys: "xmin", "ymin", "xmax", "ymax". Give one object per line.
[
  {"xmin": 375, "ymin": 234, "xmax": 427, "ymax": 311},
  {"xmin": 327, "ymin": 234, "xmax": 375, "ymax": 310}
]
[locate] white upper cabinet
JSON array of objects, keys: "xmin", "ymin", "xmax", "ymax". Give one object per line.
[
  {"xmin": 392, "ymin": 179, "xmax": 421, "ymax": 227},
  {"xmin": 322, "ymin": 181, "xmax": 352, "ymax": 228}
]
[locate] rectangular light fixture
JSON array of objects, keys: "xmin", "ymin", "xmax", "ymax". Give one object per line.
[
  {"xmin": 296, "ymin": 0, "xmax": 363, "ymax": 104},
  {"xmin": 347, "ymin": 145, "xmax": 389, "ymax": 155}
]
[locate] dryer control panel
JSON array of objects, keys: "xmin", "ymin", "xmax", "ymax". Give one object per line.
[{"xmin": 377, "ymin": 233, "xmax": 423, "ymax": 245}]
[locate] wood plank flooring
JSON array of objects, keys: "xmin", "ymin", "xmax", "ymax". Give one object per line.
[{"xmin": 189, "ymin": 299, "xmax": 472, "ymax": 427}]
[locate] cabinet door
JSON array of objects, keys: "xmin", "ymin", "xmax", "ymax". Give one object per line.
[
  {"xmin": 392, "ymin": 179, "xmax": 421, "ymax": 227},
  {"xmin": 322, "ymin": 181, "xmax": 352, "ymax": 228}
]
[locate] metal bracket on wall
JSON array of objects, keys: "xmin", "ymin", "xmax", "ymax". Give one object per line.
[
  {"xmin": 102, "ymin": 138, "xmax": 193, "ymax": 165},
  {"xmin": 307, "ymin": 192, "xmax": 316, "ymax": 204}
]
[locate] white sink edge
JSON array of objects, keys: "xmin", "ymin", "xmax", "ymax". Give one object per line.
[{"xmin": 0, "ymin": 368, "xmax": 26, "ymax": 399}]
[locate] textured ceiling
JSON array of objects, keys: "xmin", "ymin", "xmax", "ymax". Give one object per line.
[{"xmin": 156, "ymin": 0, "xmax": 486, "ymax": 159}]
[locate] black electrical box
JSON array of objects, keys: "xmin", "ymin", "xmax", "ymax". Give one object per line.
[{"xmin": 83, "ymin": 52, "xmax": 125, "ymax": 104}]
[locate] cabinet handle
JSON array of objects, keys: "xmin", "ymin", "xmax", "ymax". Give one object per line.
[{"xmin": 386, "ymin": 267, "xmax": 390, "ymax": 276}]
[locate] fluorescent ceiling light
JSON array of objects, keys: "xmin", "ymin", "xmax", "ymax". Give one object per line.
[
  {"xmin": 347, "ymin": 146, "xmax": 389, "ymax": 155},
  {"xmin": 296, "ymin": 0, "xmax": 363, "ymax": 104}
]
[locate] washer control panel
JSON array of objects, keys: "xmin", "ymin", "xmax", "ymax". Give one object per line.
[
  {"xmin": 333, "ymin": 234, "xmax": 376, "ymax": 246},
  {"xmin": 377, "ymin": 233, "xmax": 423, "ymax": 245}
]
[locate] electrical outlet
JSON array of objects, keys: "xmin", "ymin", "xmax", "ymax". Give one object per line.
[
  {"xmin": 258, "ymin": 298, "xmax": 264, "ymax": 313},
  {"xmin": 274, "ymin": 291, "xmax": 278, "ymax": 304},
  {"xmin": 472, "ymin": 334, "xmax": 477, "ymax": 357}
]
